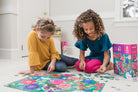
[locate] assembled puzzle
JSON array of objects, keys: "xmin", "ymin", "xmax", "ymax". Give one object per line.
[{"xmin": 5, "ymin": 73, "xmax": 105, "ymax": 92}]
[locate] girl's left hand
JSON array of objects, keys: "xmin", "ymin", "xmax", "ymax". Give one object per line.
[
  {"xmin": 97, "ymin": 65, "xmax": 107, "ymax": 74},
  {"xmin": 47, "ymin": 62, "xmax": 55, "ymax": 73}
]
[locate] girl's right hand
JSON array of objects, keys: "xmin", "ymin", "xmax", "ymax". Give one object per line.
[
  {"xmin": 47, "ymin": 62, "xmax": 55, "ymax": 73},
  {"xmin": 18, "ymin": 70, "xmax": 34, "ymax": 75},
  {"xmin": 79, "ymin": 61, "xmax": 86, "ymax": 70}
]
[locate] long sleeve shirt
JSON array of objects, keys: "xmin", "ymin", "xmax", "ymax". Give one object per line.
[{"xmin": 27, "ymin": 31, "xmax": 61, "ymax": 71}]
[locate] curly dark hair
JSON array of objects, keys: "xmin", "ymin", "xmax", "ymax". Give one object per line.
[
  {"xmin": 32, "ymin": 18, "xmax": 55, "ymax": 32},
  {"xmin": 73, "ymin": 9, "xmax": 105, "ymax": 41}
]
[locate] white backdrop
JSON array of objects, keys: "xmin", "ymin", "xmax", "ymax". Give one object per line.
[{"xmin": 0, "ymin": 0, "xmax": 138, "ymax": 60}]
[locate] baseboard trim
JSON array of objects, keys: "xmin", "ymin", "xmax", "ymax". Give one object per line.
[{"xmin": 0, "ymin": 48, "xmax": 19, "ymax": 60}]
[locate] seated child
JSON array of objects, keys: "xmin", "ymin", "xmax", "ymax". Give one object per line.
[
  {"xmin": 73, "ymin": 9, "xmax": 113, "ymax": 74},
  {"xmin": 19, "ymin": 18, "xmax": 78, "ymax": 75}
]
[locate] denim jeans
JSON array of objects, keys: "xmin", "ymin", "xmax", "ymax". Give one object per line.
[{"xmin": 42, "ymin": 54, "xmax": 78, "ymax": 72}]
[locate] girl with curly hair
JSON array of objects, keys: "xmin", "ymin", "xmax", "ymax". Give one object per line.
[
  {"xmin": 19, "ymin": 18, "xmax": 78, "ymax": 75},
  {"xmin": 73, "ymin": 9, "xmax": 113, "ymax": 74}
]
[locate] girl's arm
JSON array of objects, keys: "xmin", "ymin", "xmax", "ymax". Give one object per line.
[
  {"xmin": 51, "ymin": 57, "xmax": 57, "ymax": 64},
  {"xmin": 79, "ymin": 50, "xmax": 86, "ymax": 70},
  {"xmin": 97, "ymin": 50, "xmax": 109, "ymax": 73},
  {"xmin": 79, "ymin": 50, "xmax": 85, "ymax": 62},
  {"xmin": 102, "ymin": 50, "xmax": 110, "ymax": 66},
  {"xmin": 47, "ymin": 57, "xmax": 56, "ymax": 72},
  {"xmin": 30, "ymin": 66, "xmax": 35, "ymax": 73}
]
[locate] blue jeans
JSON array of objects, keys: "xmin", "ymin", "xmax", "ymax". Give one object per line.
[{"xmin": 42, "ymin": 54, "xmax": 78, "ymax": 72}]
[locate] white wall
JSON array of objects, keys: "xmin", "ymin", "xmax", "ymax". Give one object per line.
[
  {"xmin": 50, "ymin": 0, "xmax": 138, "ymax": 61},
  {"xmin": 50, "ymin": 0, "xmax": 115, "ymax": 59},
  {"xmin": 50, "ymin": 0, "xmax": 115, "ymax": 16},
  {"xmin": 0, "ymin": 0, "xmax": 49, "ymax": 60},
  {"xmin": 0, "ymin": 0, "xmax": 17, "ymax": 13},
  {"xmin": 0, "ymin": 0, "xmax": 138, "ymax": 60},
  {"xmin": 0, "ymin": 0, "xmax": 18, "ymax": 59},
  {"xmin": 111, "ymin": 22, "xmax": 138, "ymax": 44}
]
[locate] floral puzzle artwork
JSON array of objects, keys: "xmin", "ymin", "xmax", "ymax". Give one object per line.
[
  {"xmin": 5, "ymin": 73, "xmax": 105, "ymax": 92},
  {"xmin": 113, "ymin": 44, "xmax": 137, "ymax": 80}
]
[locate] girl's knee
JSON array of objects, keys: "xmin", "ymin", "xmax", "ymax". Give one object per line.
[
  {"xmin": 55, "ymin": 61, "xmax": 67, "ymax": 72},
  {"xmin": 84, "ymin": 65, "xmax": 100, "ymax": 73},
  {"xmin": 59, "ymin": 54, "xmax": 79, "ymax": 66},
  {"xmin": 90, "ymin": 59, "xmax": 102, "ymax": 65},
  {"xmin": 84, "ymin": 59, "xmax": 102, "ymax": 73}
]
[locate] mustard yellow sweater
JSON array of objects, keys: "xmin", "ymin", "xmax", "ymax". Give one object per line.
[{"xmin": 27, "ymin": 31, "xmax": 61, "ymax": 71}]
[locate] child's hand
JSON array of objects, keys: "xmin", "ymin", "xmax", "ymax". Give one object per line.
[
  {"xmin": 47, "ymin": 62, "xmax": 55, "ymax": 73},
  {"xmin": 18, "ymin": 70, "xmax": 34, "ymax": 75},
  {"xmin": 97, "ymin": 65, "xmax": 106, "ymax": 74},
  {"xmin": 79, "ymin": 61, "xmax": 86, "ymax": 70}
]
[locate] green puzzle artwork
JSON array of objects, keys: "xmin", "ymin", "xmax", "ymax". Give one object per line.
[{"xmin": 5, "ymin": 73, "xmax": 105, "ymax": 92}]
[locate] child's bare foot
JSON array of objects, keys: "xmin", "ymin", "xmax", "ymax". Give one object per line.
[{"xmin": 107, "ymin": 62, "xmax": 114, "ymax": 70}]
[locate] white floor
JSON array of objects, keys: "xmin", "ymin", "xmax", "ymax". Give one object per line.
[{"xmin": 0, "ymin": 59, "xmax": 138, "ymax": 92}]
